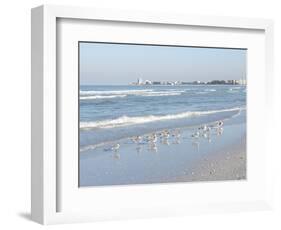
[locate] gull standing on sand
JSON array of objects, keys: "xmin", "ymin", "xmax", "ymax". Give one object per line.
[
  {"xmin": 158, "ymin": 131, "xmax": 165, "ymax": 139},
  {"xmin": 216, "ymin": 127, "xmax": 224, "ymax": 136},
  {"xmin": 191, "ymin": 131, "xmax": 200, "ymax": 139},
  {"xmin": 149, "ymin": 133, "xmax": 157, "ymax": 143},
  {"xmin": 163, "ymin": 130, "xmax": 170, "ymax": 138},
  {"xmin": 211, "ymin": 120, "xmax": 223, "ymax": 136},
  {"xmin": 209, "ymin": 120, "xmax": 223, "ymax": 130},
  {"xmin": 143, "ymin": 135, "xmax": 150, "ymax": 143},
  {"xmin": 111, "ymin": 143, "xmax": 120, "ymax": 152},
  {"xmin": 131, "ymin": 135, "xmax": 142, "ymax": 143},
  {"xmin": 203, "ymin": 125, "xmax": 208, "ymax": 131},
  {"xmin": 216, "ymin": 120, "xmax": 224, "ymax": 127},
  {"xmin": 171, "ymin": 129, "xmax": 181, "ymax": 144},
  {"xmin": 198, "ymin": 124, "xmax": 211, "ymax": 140},
  {"xmin": 199, "ymin": 125, "xmax": 208, "ymax": 132},
  {"xmin": 172, "ymin": 129, "xmax": 181, "ymax": 138}
]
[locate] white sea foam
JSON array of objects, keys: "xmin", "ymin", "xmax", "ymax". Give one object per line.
[
  {"xmin": 80, "ymin": 142, "xmax": 106, "ymax": 152},
  {"xmin": 80, "ymin": 95, "xmax": 127, "ymax": 100},
  {"xmin": 80, "ymin": 89, "xmax": 153, "ymax": 96},
  {"xmin": 80, "ymin": 89, "xmax": 184, "ymax": 98},
  {"xmin": 228, "ymin": 87, "xmax": 243, "ymax": 93},
  {"xmin": 228, "ymin": 90, "xmax": 238, "ymax": 93},
  {"xmin": 196, "ymin": 92, "xmax": 208, "ymax": 94},
  {"xmin": 196, "ymin": 89, "xmax": 216, "ymax": 94},
  {"xmin": 80, "ymin": 107, "xmax": 243, "ymax": 130},
  {"xmin": 229, "ymin": 87, "xmax": 240, "ymax": 91},
  {"xmin": 204, "ymin": 89, "xmax": 216, "ymax": 92},
  {"xmin": 141, "ymin": 91, "xmax": 183, "ymax": 97},
  {"xmin": 231, "ymin": 87, "xmax": 241, "ymax": 90}
]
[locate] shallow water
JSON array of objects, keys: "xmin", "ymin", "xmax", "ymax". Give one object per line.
[{"xmin": 80, "ymin": 85, "xmax": 246, "ymax": 149}]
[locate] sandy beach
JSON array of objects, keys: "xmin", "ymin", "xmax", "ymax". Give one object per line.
[
  {"xmin": 169, "ymin": 136, "xmax": 246, "ymax": 182},
  {"xmin": 79, "ymin": 109, "xmax": 246, "ymax": 187}
]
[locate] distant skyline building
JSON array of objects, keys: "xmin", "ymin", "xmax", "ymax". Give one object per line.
[
  {"xmin": 130, "ymin": 78, "xmax": 247, "ymax": 86},
  {"xmin": 137, "ymin": 78, "xmax": 143, "ymax": 85},
  {"xmin": 238, "ymin": 79, "xmax": 247, "ymax": 85}
]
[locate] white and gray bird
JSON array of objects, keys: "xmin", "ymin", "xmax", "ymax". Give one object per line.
[
  {"xmin": 149, "ymin": 133, "xmax": 157, "ymax": 143},
  {"xmin": 191, "ymin": 131, "xmax": 200, "ymax": 139},
  {"xmin": 199, "ymin": 125, "xmax": 208, "ymax": 132},
  {"xmin": 131, "ymin": 135, "xmax": 142, "ymax": 143},
  {"xmin": 111, "ymin": 143, "xmax": 120, "ymax": 152},
  {"xmin": 217, "ymin": 120, "xmax": 224, "ymax": 127},
  {"xmin": 172, "ymin": 129, "xmax": 181, "ymax": 138},
  {"xmin": 163, "ymin": 130, "xmax": 170, "ymax": 138}
]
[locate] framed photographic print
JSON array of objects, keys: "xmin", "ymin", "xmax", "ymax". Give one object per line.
[{"xmin": 31, "ymin": 5, "xmax": 274, "ymax": 224}]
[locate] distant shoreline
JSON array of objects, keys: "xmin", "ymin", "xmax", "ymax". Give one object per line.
[{"xmin": 80, "ymin": 84, "xmax": 247, "ymax": 87}]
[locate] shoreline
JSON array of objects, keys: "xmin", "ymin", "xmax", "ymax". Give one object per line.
[
  {"xmin": 80, "ymin": 107, "xmax": 243, "ymax": 150},
  {"xmin": 80, "ymin": 110, "xmax": 246, "ymax": 187},
  {"xmin": 82, "ymin": 84, "xmax": 247, "ymax": 87}
]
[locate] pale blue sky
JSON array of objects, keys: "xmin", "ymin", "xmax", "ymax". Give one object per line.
[{"xmin": 79, "ymin": 42, "xmax": 246, "ymax": 85}]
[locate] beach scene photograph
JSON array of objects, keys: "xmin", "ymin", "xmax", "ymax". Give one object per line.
[{"xmin": 79, "ymin": 42, "xmax": 247, "ymax": 187}]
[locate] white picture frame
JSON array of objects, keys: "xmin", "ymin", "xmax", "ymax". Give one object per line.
[{"xmin": 31, "ymin": 5, "xmax": 274, "ymax": 225}]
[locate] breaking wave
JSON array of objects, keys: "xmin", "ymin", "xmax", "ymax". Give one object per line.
[
  {"xmin": 80, "ymin": 89, "xmax": 184, "ymax": 99},
  {"xmin": 80, "ymin": 95, "xmax": 127, "ymax": 100},
  {"xmin": 80, "ymin": 89, "xmax": 153, "ymax": 96},
  {"xmin": 80, "ymin": 107, "xmax": 243, "ymax": 130},
  {"xmin": 141, "ymin": 92, "xmax": 182, "ymax": 97}
]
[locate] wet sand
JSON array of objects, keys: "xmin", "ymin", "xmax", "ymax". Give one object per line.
[
  {"xmin": 79, "ymin": 111, "xmax": 246, "ymax": 187},
  {"xmin": 168, "ymin": 136, "xmax": 246, "ymax": 182}
]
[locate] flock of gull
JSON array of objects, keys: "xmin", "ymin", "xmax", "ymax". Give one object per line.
[{"xmin": 105, "ymin": 120, "xmax": 224, "ymax": 156}]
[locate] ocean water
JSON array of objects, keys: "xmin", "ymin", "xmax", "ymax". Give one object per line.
[{"xmin": 80, "ymin": 85, "xmax": 246, "ymax": 151}]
